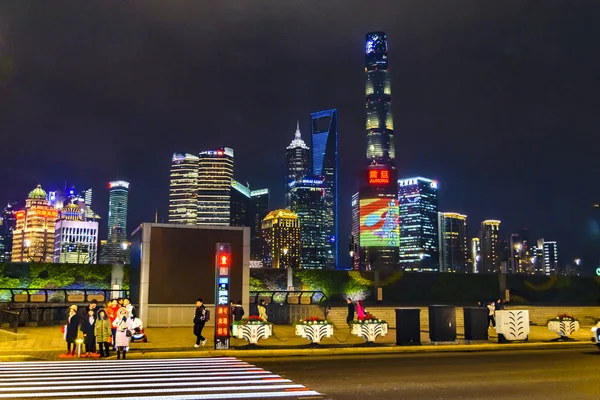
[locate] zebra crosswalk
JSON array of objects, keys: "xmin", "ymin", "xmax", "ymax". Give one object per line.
[{"xmin": 0, "ymin": 356, "xmax": 323, "ymax": 399}]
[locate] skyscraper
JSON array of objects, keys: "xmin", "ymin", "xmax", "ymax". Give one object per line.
[
  {"xmin": 357, "ymin": 32, "xmax": 399, "ymax": 270},
  {"xmin": 471, "ymin": 237, "xmax": 481, "ymax": 273},
  {"xmin": 311, "ymin": 109, "xmax": 338, "ymax": 269},
  {"xmin": 0, "ymin": 202, "xmax": 17, "ymax": 263},
  {"xmin": 398, "ymin": 177, "xmax": 439, "ymax": 272},
  {"xmin": 230, "ymin": 179, "xmax": 252, "ymax": 227},
  {"xmin": 438, "ymin": 212, "xmax": 468, "ymax": 273},
  {"xmin": 290, "ymin": 176, "xmax": 326, "ymax": 269},
  {"xmin": 169, "ymin": 153, "xmax": 200, "ymax": 224},
  {"xmin": 285, "ymin": 122, "xmax": 309, "ymax": 208},
  {"xmin": 261, "ymin": 209, "xmax": 300, "ymax": 269},
  {"xmin": 351, "ymin": 192, "xmax": 360, "ymax": 270},
  {"xmin": 541, "ymin": 239, "xmax": 558, "ymax": 275},
  {"xmin": 250, "ymin": 188, "xmax": 270, "ymax": 261},
  {"xmin": 480, "ymin": 220, "xmax": 501, "ymax": 273},
  {"xmin": 53, "ymin": 203, "xmax": 99, "ymax": 264},
  {"xmin": 100, "ymin": 180, "xmax": 130, "ymax": 264},
  {"xmin": 197, "ymin": 147, "xmax": 234, "ymax": 226},
  {"xmin": 12, "ymin": 185, "xmax": 57, "ymax": 263}
]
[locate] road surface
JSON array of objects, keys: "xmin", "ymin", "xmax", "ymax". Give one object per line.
[{"xmin": 248, "ymin": 347, "xmax": 599, "ymax": 399}]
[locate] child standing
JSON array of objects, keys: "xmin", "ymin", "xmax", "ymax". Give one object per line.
[
  {"xmin": 95, "ymin": 309, "xmax": 112, "ymax": 357},
  {"xmin": 80, "ymin": 309, "xmax": 97, "ymax": 357}
]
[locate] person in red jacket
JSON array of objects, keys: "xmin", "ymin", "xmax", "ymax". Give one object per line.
[{"xmin": 106, "ymin": 299, "xmax": 120, "ymax": 350}]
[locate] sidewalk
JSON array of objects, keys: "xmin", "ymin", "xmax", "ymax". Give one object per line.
[{"xmin": 0, "ymin": 324, "xmax": 594, "ymax": 361}]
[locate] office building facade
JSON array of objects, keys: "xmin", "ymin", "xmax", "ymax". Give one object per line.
[
  {"xmin": 53, "ymin": 203, "xmax": 99, "ymax": 264},
  {"xmin": 351, "ymin": 192, "xmax": 360, "ymax": 270},
  {"xmin": 398, "ymin": 177, "xmax": 439, "ymax": 271},
  {"xmin": 12, "ymin": 185, "xmax": 58, "ymax": 263},
  {"xmin": 290, "ymin": 176, "xmax": 327, "ymax": 269},
  {"xmin": 0, "ymin": 202, "xmax": 17, "ymax": 262},
  {"xmin": 169, "ymin": 153, "xmax": 200, "ymax": 224},
  {"xmin": 285, "ymin": 122, "xmax": 310, "ymax": 208},
  {"xmin": 197, "ymin": 147, "xmax": 234, "ymax": 225},
  {"xmin": 250, "ymin": 188, "xmax": 270, "ymax": 261},
  {"xmin": 311, "ymin": 109, "xmax": 338, "ymax": 269},
  {"xmin": 100, "ymin": 180, "xmax": 130, "ymax": 264},
  {"xmin": 261, "ymin": 209, "xmax": 300, "ymax": 269},
  {"xmin": 471, "ymin": 237, "xmax": 481, "ymax": 273},
  {"xmin": 438, "ymin": 212, "xmax": 468, "ymax": 273},
  {"xmin": 480, "ymin": 220, "xmax": 501, "ymax": 273}
]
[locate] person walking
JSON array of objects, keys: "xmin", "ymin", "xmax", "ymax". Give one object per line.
[
  {"xmin": 64, "ymin": 305, "xmax": 80, "ymax": 356},
  {"xmin": 346, "ymin": 298, "xmax": 355, "ymax": 327},
  {"xmin": 257, "ymin": 299, "xmax": 268, "ymax": 322},
  {"xmin": 80, "ymin": 308, "xmax": 97, "ymax": 357},
  {"xmin": 487, "ymin": 301, "xmax": 496, "ymax": 328},
  {"xmin": 95, "ymin": 309, "xmax": 112, "ymax": 357},
  {"xmin": 193, "ymin": 298, "xmax": 207, "ymax": 347},
  {"xmin": 113, "ymin": 307, "xmax": 133, "ymax": 359}
]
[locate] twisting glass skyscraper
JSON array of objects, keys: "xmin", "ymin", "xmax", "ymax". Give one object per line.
[{"xmin": 365, "ymin": 32, "xmax": 395, "ymax": 166}]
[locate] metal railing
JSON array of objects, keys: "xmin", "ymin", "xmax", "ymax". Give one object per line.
[
  {"xmin": 0, "ymin": 309, "xmax": 20, "ymax": 333},
  {"xmin": 249, "ymin": 291, "xmax": 328, "ymax": 305},
  {"xmin": 0, "ymin": 288, "xmax": 129, "ymax": 304}
]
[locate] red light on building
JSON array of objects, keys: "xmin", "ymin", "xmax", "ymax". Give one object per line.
[{"xmin": 368, "ymin": 169, "xmax": 390, "ymax": 185}]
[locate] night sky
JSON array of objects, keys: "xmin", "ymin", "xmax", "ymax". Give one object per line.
[{"xmin": 0, "ymin": 1, "xmax": 599, "ymax": 271}]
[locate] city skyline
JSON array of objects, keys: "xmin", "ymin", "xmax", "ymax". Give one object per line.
[{"xmin": 0, "ymin": 2, "xmax": 598, "ymax": 270}]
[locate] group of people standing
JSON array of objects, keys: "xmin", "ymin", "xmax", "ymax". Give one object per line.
[{"xmin": 63, "ymin": 297, "xmax": 136, "ymax": 359}]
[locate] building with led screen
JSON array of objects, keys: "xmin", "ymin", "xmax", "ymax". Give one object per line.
[
  {"xmin": 311, "ymin": 109, "xmax": 338, "ymax": 269},
  {"xmin": 261, "ymin": 209, "xmax": 300, "ymax": 269},
  {"xmin": 169, "ymin": 153, "xmax": 199, "ymax": 224},
  {"xmin": 12, "ymin": 185, "xmax": 57, "ymax": 263},
  {"xmin": 0, "ymin": 202, "xmax": 17, "ymax": 262},
  {"xmin": 285, "ymin": 122, "xmax": 309, "ymax": 208},
  {"xmin": 290, "ymin": 176, "xmax": 326, "ymax": 269},
  {"xmin": 359, "ymin": 196, "xmax": 399, "ymax": 247},
  {"xmin": 398, "ymin": 177, "xmax": 439, "ymax": 272},
  {"xmin": 197, "ymin": 147, "xmax": 234, "ymax": 226},
  {"xmin": 480, "ymin": 219, "xmax": 501, "ymax": 273},
  {"xmin": 100, "ymin": 180, "xmax": 130, "ymax": 264},
  {"xmin": 438, "ymin": 212, "xmax": 468, "ymax": 273}
]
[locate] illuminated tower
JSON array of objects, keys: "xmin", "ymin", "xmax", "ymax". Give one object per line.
[
  {"xmin": 169, "ymin": 153, "xmax": 200, "ymax": 224},
  {"xmin": 100, "ymin": 180, "xmax": 130, "ymax": 264},
  {"xmin": 12, "ymin": 185, "xmax": 57, "ymax": 263},
  {"xmin": 261, "ymin": 209, "xmax": 300, "ymax": 269},
  {"xmin": 480, "ymin": 220, "xmax": 501, "ymax": 273},
  {"xmin": 285, "ymin": 122, "xmax": 309, "ymax": 208},
  {"xmin": 311, "ymin": 110, "xmax": 338, "ymax": 268},
  {"xmin": 197, "ymin": 147, "xmax": 234, "ymax": 225},
  {"xmin": 54, "ymin": 203, "xmax": 99, "ymax": 264},
  {"xmin": 438, "ymin": 212, "xmax": 468, "ymax": 273},
  {"xmin": 0, "ymin": 202, "xmax": 18, "ymax": 262}
]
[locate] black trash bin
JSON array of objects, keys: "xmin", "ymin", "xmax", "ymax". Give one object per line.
[
  {"xmin": 395, "ymin": 308, "xmax": 421, "ymax": 345},
  {"xmin": 429, "ymin": 305, "xmax": 456, "ymax": 342},
  {"xmin": 463, "ymin": 307, "xmax": 488, "ymax": 341}
]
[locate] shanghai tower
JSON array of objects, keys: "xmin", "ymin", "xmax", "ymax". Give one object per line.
[{"xmin": 353, "ymin": 31, "xmax": 399, "ymax": 270}]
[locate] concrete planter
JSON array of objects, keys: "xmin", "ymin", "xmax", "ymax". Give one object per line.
[
  {"xmin": 496, "ymin": 310, "xmax": 530, "ymax": 342},
  {"xmin": 295, "ymin": 323, "xmax": 334, "ymax": 344},
  {"xmin": 234, "ymin": 323, "xmax": 272, "ymax": 344},
  {"xmin": 351, "ymin": 322, "xmax": 388, "ymax": 343},
  {"xmin": 547, "ymin": 320, "xmax": 580, "ymax": 338}
]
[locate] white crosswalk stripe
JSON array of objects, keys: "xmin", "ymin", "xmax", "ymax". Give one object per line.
[{"xmin": 0, "ymin": 357, "xmax": 322, "ymax": 399}]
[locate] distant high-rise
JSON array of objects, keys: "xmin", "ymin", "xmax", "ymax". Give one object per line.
[
  {"xmin": 12, "ymin": 185, "xmax": 57, "ymax": 263},
  {"xmin": 358, "ymin": 32, "xmax": 399, "ymax": 270},
  {"xmin": 0, "ymin": 202, "xmax": 18, "ymax": 262},
  {"xmin": 53, "ymin": 203, "xmax": 99, "ymax": 264},
  {"xmin": 230, "ymin": 179, "xmax": 252, "ymax": 227},
  {"xmin": 311, "ymin": 109, "xmax": 338, "ymax": 269},
  {"xmin": 290, "ymin": 176, "xmax": 327, "ymax": 269},
  {"xmin": 542, "ymin": 239, "xmax": 558, "ymax": 275},
  {"xmin": 351, "ymin": 192, "xmax": 360, "ymax": 270},
  {"xmin": 261, "ymin": 209, "xmax": 300, "ymax": 269},
  {"xmin": 471, "ymin": 237, "xmax": 481, "ymax": 273},
  {"xmin": 169, "ymin": 153, "xmax": 200, "ymax": 224},
  {"xmin": 398, "ymin": 177, "xmax": 439, "ymax": 272},
  {"xmin": 285, "ymin": 122, "xmax": 310, "ymax": 208},
  {"xmin": 100, "ymin": 180, "xmax": 130, "ymax": 264},
  {"xmin": 250, "ymin": 188, "xmax": 270, "ymax": 261},
  {"xmin": 197, "ymin": 147, "xmax": 234, "ymax": 226},
  {"xmin": 438, "ymin": 212, "xmax": 468, "ymax": 273},
  {"xmin": 480, "ymin": 220, "xmax": 501, "ymax": 273}
]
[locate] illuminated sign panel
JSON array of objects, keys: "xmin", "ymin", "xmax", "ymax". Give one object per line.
[
  {"xmin": 359, "ymin": 197, "xmax": 399, "ymax": 247},
  {"xmin": 368, "ymin": 169, "xmax": 390, "ymax": 185},
  {"xmin": 108, "ymin": 180, "xmax": 130, "ymax": 189},
  {"xmin": 214, "ymin": 243, "xmax": 231, "ymax": 350}
]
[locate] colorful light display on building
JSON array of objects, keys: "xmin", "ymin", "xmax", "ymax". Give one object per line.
[{"xmin": 359, "ymin": 197, "xmax": 399, "ymax": 247}]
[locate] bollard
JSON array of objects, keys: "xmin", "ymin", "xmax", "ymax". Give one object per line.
[{"xmin": 76, "ymin": 338, "xmax": 83, "ymax": 358}]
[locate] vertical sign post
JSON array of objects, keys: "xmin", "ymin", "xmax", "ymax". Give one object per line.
[{"xmin": 214, "ymin": 243, "xmax": 231, "ymax": 350}]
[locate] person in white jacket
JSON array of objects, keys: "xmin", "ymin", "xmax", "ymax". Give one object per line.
[
  {"xmin": 487, "ymin": 301, "xmax": 496, "ymax": 328},
  {"xmin": 112, "ymin": 307, "xmax": 133, "ymax": 359}
]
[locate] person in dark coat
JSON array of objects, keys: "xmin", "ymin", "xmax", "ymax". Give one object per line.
[
  {"xmin": 232, "ymin": 301, "xmax": 245, "ymax": 321},
  {"xmin": 80, "ymin": 309, "xmax": 96, "ymax": 356},
  {"xmin": 65, "ymin": 305, "xmax": 80, "ymax": 356},
  {"xmin": 346, "ymin": 298, "xmax": 355, "ymax": 327},
  {"xmin": 86, "ymin": 300, "xmax": 98, "ymax": 318},
  {"xmin": 193, "ymin": 298, "xmax": 207, "ymax": 347}
]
